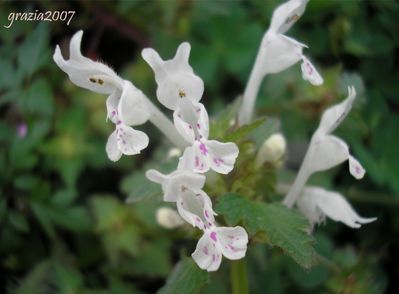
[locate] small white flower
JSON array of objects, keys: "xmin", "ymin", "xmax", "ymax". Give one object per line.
[
  {"xmin": 146, "ymin": 168, "xmax": 216, "ymax": 229},
  {"xmin": 258, "ymin": 0, "xmax": 322, "ymax": 85},
  {"xmin": 54, "ymin": 31, "xmax": 151, "ymax": 161},
  {"xmin": 305, "ymin": 86, "xmax": 365, "ymax": 179},
  {"xmin": 297, "ymin": 186, "xmax": 377, "ymax": 228},
  {"xmin": 142, "ymin": 42, "xmax": 204, "ymax": 110},
  {"xmin": 256, "ymin": 133, "xmax": 287, "ymax": 166},
  {"xmin": 283, "ymin": 86, "xmax": 366, "ymax": 208},
  {"xmin": 156, "ymin": 207, "xmax": 185, "ymax": 229},
  {"xmin": 174, "ymin": 98, "xmax": 239, "ymax": 174},
  {"xmin": 192, "ymin": 225, "xmax": 248, "ymax": 272},
  {"xmin": 53, "ymin": 30, "xmax": 124, "ymax": 94}
]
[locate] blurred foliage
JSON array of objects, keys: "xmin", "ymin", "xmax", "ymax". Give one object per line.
[{"xmin": 0, "ymin": 0, "xmax": 398, "ymax": 293}]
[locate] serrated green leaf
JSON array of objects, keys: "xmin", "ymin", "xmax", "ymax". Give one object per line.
[
  {"xmin": 216, "ymin": 194, "xmax": 317, "ymax": 269},
  {"xmin": 158, "ymin": 257, "xmax": 209, "ymax": 294}
]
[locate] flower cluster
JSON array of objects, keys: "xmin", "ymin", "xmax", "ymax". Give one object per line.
[
  {"xmin": 143, "ymin": 43, "xmax": 247, "ymax": 271},
  {"xmin": 283, "ymin": 86, "xmax": 376, "ymax": 228},
  {"xmin": 238, "ymin": 0, "xmax": 323, "ymax": 125},
  {"xmin": 53, "ymin": 31, "xmax": 186, "ymax": 162}
]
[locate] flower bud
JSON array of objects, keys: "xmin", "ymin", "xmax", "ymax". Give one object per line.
[
  {"xmin": 256, "ymin": 133, "xmax": 286, "ymax": 167},
  {"xmin": 156, "ymin": 207, "xmax": 184, "ymax": 229}
]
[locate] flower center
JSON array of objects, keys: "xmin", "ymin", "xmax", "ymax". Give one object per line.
[{"xmin": 178, "ymin": 89, "xmax": 186, "ymax": 98}]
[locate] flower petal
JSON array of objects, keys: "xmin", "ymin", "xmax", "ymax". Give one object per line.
[
  {"xmin": 301, "ymin": 55, "xmax": 323, "ymax": 86},
  {"xmin": 261, "ymin": 33, "xmax": 304, "ymax": 75},
  {"xmin": 164, "ymin": 171, "xmax": 206, "ymax": 202},
  {"xmin": 145, "ymin": 169, "xmax": 168, "ymax": 185},
  {"xmin": 176, "ymin": 190, "xmax": 215, "ymax": 229},
  {"xmin": 116, "ymin": 125, "xmax": 149, "ymax": 155},
  {"xmin": 314, "ymin": 187, "xmax": 377, "ymax": 228},
  {"xmin": 206, "ymin": 140, "xmax": 239, "ymax": 174},
  {"xmin": 348, "ymin": 155, "xmax": 365, "ymax": 179},
  {"xmin": 156, "ymin": 73, "xmax": 204, "ymax": 110},
  {"xmin": 106, "ymin": 130, "xmax": 122, "ymax": 162},
  {"xmin": 216, "ymin": 226, "xmax": 248, "ymax": 260},
  {"xmin": 316, "ymin": 86, "xmax": 357, "ymax": 135},
  {"xmin": 174, "ymin": 100, "xmax": 209, "ymax": 143},
  {"xmin": 192, "ymin": 232, "xmax": 222, "ymax": 272},
  {"xmin": 118, "ymin": 81, "xmax": 150, "ymax": 126},
  {"xmin": 269, "ymin": 0, "xmax": 309, "ymax": 34},
  {"xmin": 179, "ymin": 144, "xmax": 209, "ymax": 173},
  {"xmin": 53, "ymin": 31, "xmax": 123, "ymax": 94},
  {"xmin": 307, "ymin": 135, "xmax": 349, "ymax": 173},
  {"xmin": 143, "ymin": 43, "xmax": 204, "ymax": 110},
  {"xmin": 106, "ymin": 90, "xmax": 121, "ymax": 123}
]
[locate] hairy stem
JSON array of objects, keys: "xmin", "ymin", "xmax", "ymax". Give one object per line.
[
  {"xmin": 283, "ymin": 146, "xmax": 311, "ymax": 208},
  {"xmin": 231, "ymin": 259, "xmax": 249, "ymax": 294},
  {"xmin": 237, "ymin": 47, "xmax": 264, "ymax": 126},
  {"xmin": 143, "ymin": 97, "xmax": 188, "ymax": 149}
]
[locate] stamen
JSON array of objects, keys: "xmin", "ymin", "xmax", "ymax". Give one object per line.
[
  {"xmin": 178, "ymin": 89, "xmax": 186, "ymax": 98},
  {"xmin": 89, "ymin": 77, "xmax": 97, "ymax": 83},
  {"xmin": 98, "ymin": 79, "xmax": 104, "ymax": 85}
]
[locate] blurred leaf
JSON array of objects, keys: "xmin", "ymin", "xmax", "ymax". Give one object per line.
[
  {"xmin": 216, "ymin": 194, "xmax": 317, "ymax": 269},
  {"xmin": 15, "ymin": 260, "xmax": 54, "ymax": 294},
  {"xmin": 123, "ymin": 171, "xmax": 162, "ymax": 203},
  {"xmin": 8, "ymin": 211, "xmax": 29, "ymax": 233},
  {"xmin": 158, "ymin": 257, "xmax": 209, "ymax": 294},
  {"xmin": 224, "ymin": 117, "xmax": 266, "ymax": 142},
  {"xmin": 17, "ymin": 23, "xmax": 50, "ymax": 77}
]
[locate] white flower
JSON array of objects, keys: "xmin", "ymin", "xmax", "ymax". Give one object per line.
[
  {"xmin": 174, "ymin": 98, "xmax": 239, "ymax": 174},
  {"xmin": 297, "ymin": 186, "xmax": 377, "ymax": 228},
  {"xmin": 283, "ymin": 86, "xmax": 366, "ymax": 208},
  {"xmin": 54, "ymin": 31, "xmax": 151, "ymax": 161},
  {"xmin": 105, "ymin": 105, "xmax": 149, "ymax": 161},
  {"xmin": 146, "ymin": 167, "xmax": 216, "ymax": 229},
  {"xmin": 53, "ymin": 30, "xmax": 124, "ymax": 94},
  {"xmin": 258, "ymin": 0, "xmax": 322, "ymax": 85},
  {"xmin": 305, "ymin": 86, "xmax": 365, "ymax": 179},
  {"xmin": 192, "ymin": 224, "xmax": 248, "ymax": 272},
  {"xmin": 156, "ymin": 207, "xmax": 185, "ymax": 229},
  {"xmin": 256, "ymin": 133, "xmax": 287, "ymax": 166},
  {"xmin": 142, "ymin": 42, "xmax": 204, "ymax": 110}
]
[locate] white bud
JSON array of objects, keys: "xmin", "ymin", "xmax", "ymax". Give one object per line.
[
  {"xmin": 156, "ymin": 207, "xmax": 184, "ymax": 229},
  {"xmin": 167, "ymin": 147, "xmax": 182, "ymax": 159},
  {"xmin": 256, "ymin": 133, "xmax": 286, "ymax": 166}
]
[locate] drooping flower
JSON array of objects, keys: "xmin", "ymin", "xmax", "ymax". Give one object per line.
[
  {"xmin": 296, "ymin": 186, "xmax": 377, "ymax": 228},
  {"xmin": 142, "ymin": 42, "xmax": 204, "ymax": 110},
  {"xmin": 303, "ymin": 86, "xmax": 365, "ymax": 179},
  {"xmin": 259, "ymin": 0, "xmax": 322, "ymax": 85},
  {"xmin": 146, "ymin": 167, "xmax": 216, "ymax": 229},
  {"xmin": 283, "ymin": 86, "xmax": 366, "ymax": 207},
  {"xmin": 174, "ymin": 98, "xmax": 239, "ymax": 174},
  {"xmin": 54, "ymin": 31, "xmax": 152, "ymax": 160},
  {"xmin": 192, "ymin": 224, "xmax": 248, "ymax": 272}
]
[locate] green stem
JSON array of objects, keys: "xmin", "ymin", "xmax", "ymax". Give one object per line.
[{"xmin": 231, "ymin": 259, "xmax": 249, "ymax": 294}]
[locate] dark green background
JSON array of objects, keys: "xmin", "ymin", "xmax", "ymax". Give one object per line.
[{"xmin": 0, "ymin": 0, "xmax": 398, "ymax": 293}]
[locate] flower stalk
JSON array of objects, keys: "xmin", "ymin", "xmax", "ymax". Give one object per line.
[{"xmin": 231, "ymin": 259, "xmax": 249, "ymax": 294}]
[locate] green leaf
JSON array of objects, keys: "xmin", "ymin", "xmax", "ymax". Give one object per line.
[
  {"xmin": 122, "ymin": 171, "xmax": 162, "ymax": 203},
  {"xmin": 224, "ymin": 117, "xmax": 267, "ymax": 142},
  {"xmin": 216, "ymin": 194, "xmax": 317, "ymax": 269},
  {"xmin": 17, "ymin": 23, "xmax": 50, "ymax": 77},
  {"xmin": 158, "ymin": 257, "xmax": 209, "ymax": 294},
  {"xmin": 8, "ymin": 211, "xmax": 29, "ymax": 232}
]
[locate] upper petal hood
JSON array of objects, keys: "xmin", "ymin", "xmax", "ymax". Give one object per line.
[
  {"xmin": 53, "ymin": 30, "xmax": 123, "ymax": 94},
  {"xmin": 269, "ymin": 0, "xmax": 309, "ymax": 35}
]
